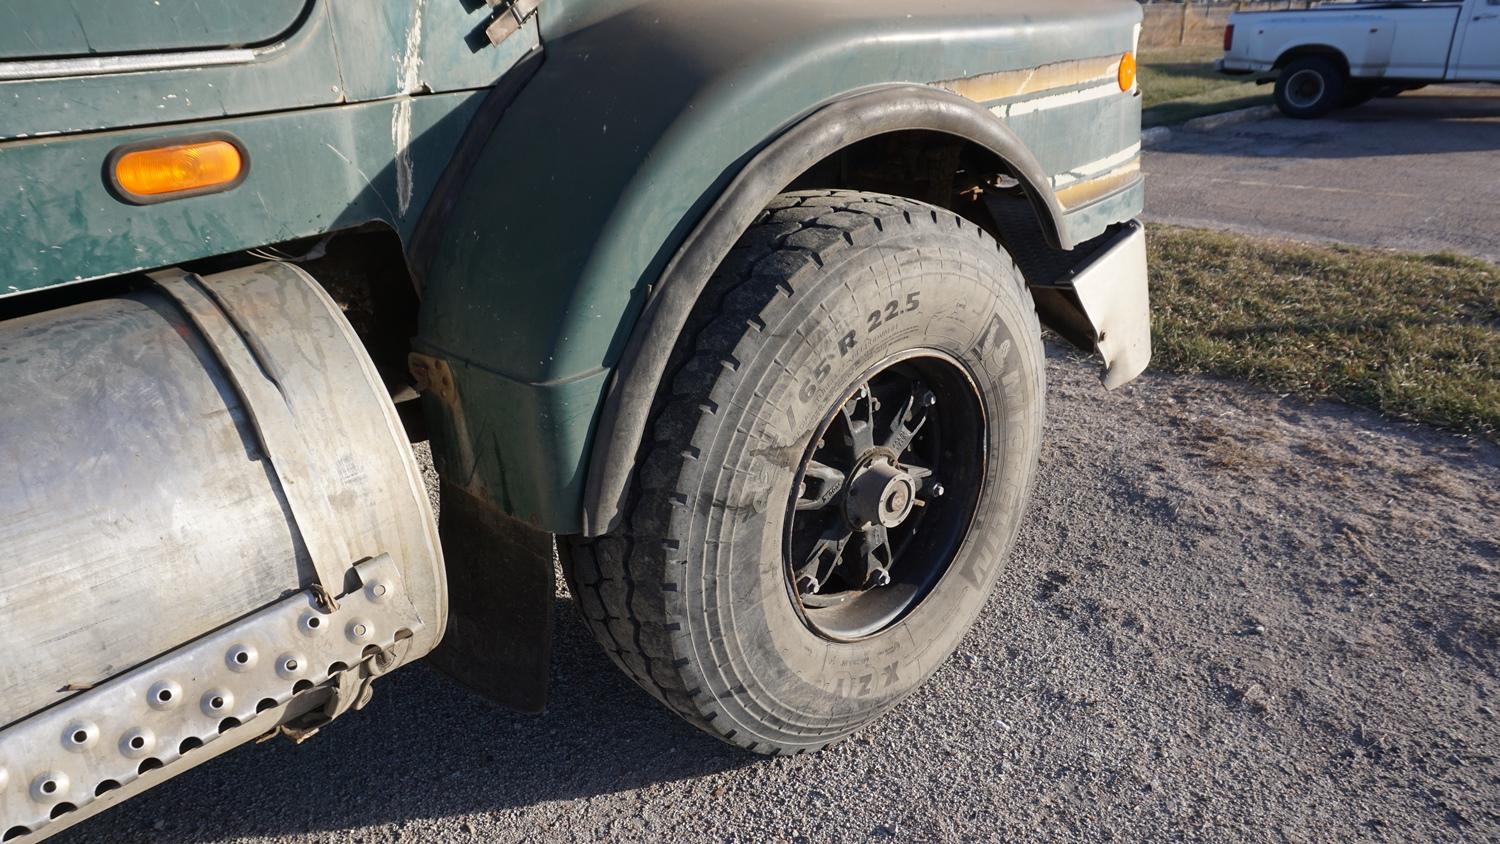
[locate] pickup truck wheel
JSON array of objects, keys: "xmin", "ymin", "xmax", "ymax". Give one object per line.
[
  {"xmin": 563, "ymin": 190, "xmax": 1044, "ymax": 754},
  {"xmin": 1275, "ymin": 56, "xmax": 1346, "ymax": 118}
]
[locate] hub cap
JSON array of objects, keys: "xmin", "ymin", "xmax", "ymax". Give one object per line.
[
  {"xmin": 1286, "ymin": 68, "xmax": 1326, "ymax": 109},
  {"xmin": 784, "ymin": 351, "xmax": 986, "ymax": 640},
  {"xmin": 847, "ymin": 456, "xmax": 917, "ymax": 529}
]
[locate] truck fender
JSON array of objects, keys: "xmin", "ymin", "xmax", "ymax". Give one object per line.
[
  {"xmin": 412, "ymin": 0, "xmax": 1138, "ymax": 533},
  {"xmin": 1274, "ymin": 43, "xmax": 1358, "ymax": 77},
  {"xmin": 578, "ymin": 83, "xmax": 1067, "ymax": 535}
]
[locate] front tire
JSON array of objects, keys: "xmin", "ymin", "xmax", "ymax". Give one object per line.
[
  {"xmin": 1275, "ymin": 56, "xmax": 1346, "ymax": 119},
  {"xmin": 564, "ymin": 190, "xmax": 1045, "ymax": 754}
]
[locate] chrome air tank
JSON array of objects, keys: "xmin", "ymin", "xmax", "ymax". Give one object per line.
[{"xmin": 0, "ymin": 262, "xmax": 445, "ymax": 732}]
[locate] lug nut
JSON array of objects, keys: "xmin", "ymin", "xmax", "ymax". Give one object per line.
[
  {"xmin": 867, "ymin": 570, "xmax": 892, "ymax": 588},
  {"xmin": 930, "ymin": 483, "xmax": 945, "ymax": 498},
  {"xmin": 797, "ymin": 575, "xmax": 820, "ymax": 595},
  {"xmin": 922, "ymin": 391, "xmax": 937, "ymax": 407}
]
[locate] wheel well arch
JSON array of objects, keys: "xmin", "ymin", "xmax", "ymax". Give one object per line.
[
  {"xmin": 784, "ymin": 128, "xmax": 1064, "ymax": 257},
  {"xmin": 1274, "ymin": 45, "xmax": 1350, "ymax": 75},
  {"xmin": 579, "ymin": 84, "xmax": 1066, "ymax": 535}
]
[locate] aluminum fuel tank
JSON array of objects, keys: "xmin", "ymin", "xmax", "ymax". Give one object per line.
[{"xmin": 0, "ymin": 262, "xmax": 444, "ymax": 730}]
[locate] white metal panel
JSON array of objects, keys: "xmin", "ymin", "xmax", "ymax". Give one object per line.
[
  {"xmin": 1452, "ymin": 0, "xmax": 1500, "ymax": 80},
  {"xmin": 1384, "ymin": 6, "xmax": 1463, "ymax": 77}
]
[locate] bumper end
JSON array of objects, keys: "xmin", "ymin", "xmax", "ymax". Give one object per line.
[
  {"xmin": 1022, "ymin": 220, "xmax": 1151, "ymax": 390},
  {"xmin": 1072, "ymin": 221, "xmax": 1151, "ymax": 389}
]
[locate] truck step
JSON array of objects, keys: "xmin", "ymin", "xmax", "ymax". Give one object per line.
[{"xmin": 0, "ymin": 554, "xmax": 424, "ymax": 843}]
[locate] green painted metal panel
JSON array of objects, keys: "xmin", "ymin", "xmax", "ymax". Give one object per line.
[
  {"xmin": 420, "ymin": 0, "xmax": 1140, "ymax": 385},
  {"xmin": 1063, "ymin": 181, "xmax": 1145, "ymax": 248},
  {"xmin": 0, "ymin": 0, "xmax": 311, "ymax": 60},
  {"xmin": 414, "ymin": 0, "xmax": 1143, "ymax": 530},
  {"xmin": 0, "ymin": 7, "xmax": 343, "ymax": 141},
  {"xmin": 327, "ymin": 0, "xmax": 536, "ymax": 101},
  {"xmin": 417, "ymin": 357, "xmax": 612, "ymax": 528},
  {"xmin": 0, "ymin": 91, "xmax": 484, "ymax": 296},
  {"xmin": 1003, "ymin": 95, "xmax": 1141, "ymax": 187},
  {"xmin": 0, "ymin": 0, "xmax": 533, "ymax": 142},
  {"xmin": 0, "ymin": 0, "xmax": 538, "ymax": 294}
]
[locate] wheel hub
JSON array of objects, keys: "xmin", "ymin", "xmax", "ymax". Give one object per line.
[
  {"xmin": 1287, "ymin": 69, "xmax": 1324, "ymax": 108},
  {"xmin": 846, "ymin": 454, "xmax": 917, "ymax": 529},
  {"xmin": 783, "ymin": 350, "xmax": 987, "ymax": 640}
]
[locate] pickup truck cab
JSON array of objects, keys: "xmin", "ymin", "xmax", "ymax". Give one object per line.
[{"xmin": 1219, "ymin": 0, "xmax": 1500, "ymax": 117}]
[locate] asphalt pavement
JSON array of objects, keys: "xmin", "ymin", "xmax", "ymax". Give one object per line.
[{"xmin": 1144, "ymin": 85, "xmax": 1500, "ymax": 263}]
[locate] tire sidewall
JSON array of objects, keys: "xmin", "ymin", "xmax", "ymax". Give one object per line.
[{"xmin": 670, "ymin": 211, "xmax": 1043, "ymax": 748}]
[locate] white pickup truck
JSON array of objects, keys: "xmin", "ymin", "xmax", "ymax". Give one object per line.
[{"xmin": 1219, "ymin": 0, "xmax": 1500, "ymax": 117}]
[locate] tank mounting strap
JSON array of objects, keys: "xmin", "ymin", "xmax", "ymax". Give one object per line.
[
  {"xmin": 150, "ymin": 268, "xmax": 353, "ymax": 610},
  {"xmin": 0, "ymin": 554, "xmax": 423, "ymax": 841}
]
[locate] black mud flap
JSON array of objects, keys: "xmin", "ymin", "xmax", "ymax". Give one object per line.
[{"xmin": 427, "ymin": 482, "xmax": 555, "ymax": 713}]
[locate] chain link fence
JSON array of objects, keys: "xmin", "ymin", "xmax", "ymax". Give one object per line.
[{"xmin": 1139, "ymin": 1, "xmax": 1319, "ymax": 49}]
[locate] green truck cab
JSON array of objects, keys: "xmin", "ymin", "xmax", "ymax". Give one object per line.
[{"xmin": 0, "ymin": 1, "xmax": 1149, "ymax": 838}]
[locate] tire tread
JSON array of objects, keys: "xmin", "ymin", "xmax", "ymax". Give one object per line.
[{"xmin": 564, "ymin": 190, "xmax": 1036, "ymax": 752}]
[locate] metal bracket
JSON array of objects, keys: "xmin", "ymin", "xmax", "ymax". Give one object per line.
[
  {"xmin": 0, "ymin": 555, "xmax": 423, "ymax": 841},
  {"xmin": 484, "ymin": 0, "xmax": 541, "ymax": 46}
]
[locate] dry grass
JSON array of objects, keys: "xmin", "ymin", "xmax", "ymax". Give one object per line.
[
  {"xmin": 1139, "ymin": 47, "xmax": 1271, "ymax": 127},
  {"xmin": 1148, "ymin": 226, "xmax": 1500, "ymax": 438}
]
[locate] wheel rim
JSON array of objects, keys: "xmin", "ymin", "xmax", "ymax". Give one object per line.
[
  {"xmin": 782, "ymin": 350, "xmax": 987, "ymax": 641},
  {"xmin": 1285, "ymin": 68, "xmax": 1326, "ymax": 109}
]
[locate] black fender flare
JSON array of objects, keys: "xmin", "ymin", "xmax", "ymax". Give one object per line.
[{"xmin": 580, "ymin": 83, "xmax": 1067, "ymax": 535}]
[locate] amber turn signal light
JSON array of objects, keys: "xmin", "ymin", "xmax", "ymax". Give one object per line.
[
  {"xmin": 1118, "ymin": 52, "xmax": 1137, "ymax": 92},
  {"xmin": 108, "ymin": 135, "xmax": 247, "ymax": 204}
]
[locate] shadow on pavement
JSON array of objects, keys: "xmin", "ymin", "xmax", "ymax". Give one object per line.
[
  {"xmin": 1163, "ymin": 87, "xmax": 1500, "ymax": 159},
  {"xmin": 58, "ymin": 598, "xmax": 758, "ymax": 842}
]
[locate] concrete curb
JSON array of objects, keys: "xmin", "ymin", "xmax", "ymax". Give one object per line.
[
  {"xmin": 1142, "ymin": 104, "xmax": 1277, "ymax": 148},
  {"xmin": 1185, "ymin": 104, "xmax": 1278, "ymax": 131},
  {"xmin": 1141, "ymin": 126, "xmax": 1173, "ymax": 147}
]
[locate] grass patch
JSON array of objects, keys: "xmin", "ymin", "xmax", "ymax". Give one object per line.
[
  {"xmin": 1149, "ymin": 226, "xmax": 1500, "ymax": 438},
  {"xmin": 1139, "ymin": 48, "xmax": 1233, "ymax": 107},
  {"xmin": 1139, "ymin": 47, "xmax": 1272, "ymax": 127}
]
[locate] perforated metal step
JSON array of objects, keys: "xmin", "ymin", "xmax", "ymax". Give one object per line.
[{"xmin": 0, "ymin": 555, "xmax": 424, "ymax": 842}]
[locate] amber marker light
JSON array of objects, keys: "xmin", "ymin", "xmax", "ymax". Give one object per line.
[
  {"xmin": 1118, "ymin": 52, "xmax": 1138, "ymax": 92},
  {"xmin": 108, "ymin": 135, "xmax": 247, "ymax": 204}
]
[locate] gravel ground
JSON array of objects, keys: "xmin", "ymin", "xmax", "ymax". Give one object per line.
[{"xmin": 60, "ymin": 347, "xmax": 1500, "ymax": 843}]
